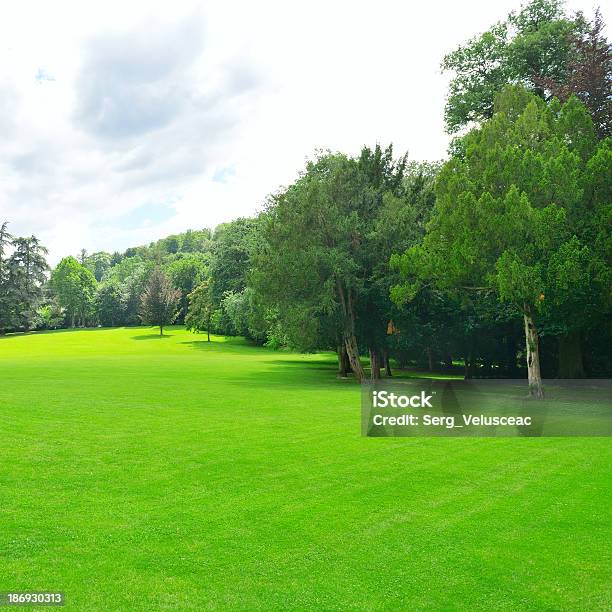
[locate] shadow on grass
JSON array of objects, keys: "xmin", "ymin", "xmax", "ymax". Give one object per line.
[
  {"xmin": 0, "ymin": 327, "xmax": 113, "ymax": 338},
  {"xmin": 225, "ymin": 369, "xmax": 356, "ymax": 391},
  {"xmin": 131, "ymin": 334, "xmax": 172, "ymax": 340},
  {"xmin": 180, "ymin": 339, "xmax": 266, "ymax": 355},
  {"xmin": 229, "ymin": 355, "xmax": 355, "ymax": 390},
  {"xmin": 263, "ymin": 358, "xmax": 337, "ymax": 371}
]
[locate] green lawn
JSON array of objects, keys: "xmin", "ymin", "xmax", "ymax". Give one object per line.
[{"xmin": 0, "ymin": 327, "xmax": 610, "ymax": 610}]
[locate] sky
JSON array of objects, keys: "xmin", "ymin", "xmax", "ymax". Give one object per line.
[{"xmin": 0, "ymin": 0, "xmax": 605, "ymax": 264}]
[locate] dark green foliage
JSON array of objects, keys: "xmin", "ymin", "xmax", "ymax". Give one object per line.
[
  {"xmin": 252, "ymin": 145, "xmax": 434, "ymax": 380},
  {"xmin": 139, "ymin": 267, "xmax": 181, "ymax": 335},
  {"xmin": 164, "ymin": 254, "xmax": 208, "ymax": 322},
  {"xmin": 0, "ymin": 222, "xmax": 15, "ymax": 333},
  {"xmin": 101, "ymin": 256, "xmax": 154, "ymax": 325},
  {"xmin": 7, "ymin": 235, "xmax": 49, "ymax": 331},
  {"xmin": 95, "ymin": 280, "xmax": 127, "ymax": 327},
  {"xmin": 392, "ymin": 86, "xmax": 611, "ymax": 390},
  {"xmin": 0, "ymin": 222, "xmax": 50, "ymax": 333},
  {"xmin": 209, "ymin": 218, "xmax": 260, "ymax": 305},
  {"xmin": 535, "ymin": 9, "xmax": 611, "ymax": 138},
  {"xmin": 442, "ymin": 0, "xmax": 582, "ymax": 132}
]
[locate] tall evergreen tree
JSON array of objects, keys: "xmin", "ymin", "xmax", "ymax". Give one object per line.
[
  {"xmin": 253, "ymin": 145, "xmax": 415, "ymax": 382},
  {"xmin": 139, "ymin": 267, "xmax": 180, "ymax": 336},
  {"xmin": 392, "ymin": 87, "xmax": 610, "ymax": 396},
  {"xmin": 8, "ymin": 236, "xmax": 49, "ymax": 331},
  {"xmin": 0, "ymin": 222, "xmax": 15, "ymax": 333}
]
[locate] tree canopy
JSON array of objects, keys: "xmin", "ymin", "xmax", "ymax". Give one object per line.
[{"xmin": 391, "ymin": 86, "xmax": 610, "ymax": 395}]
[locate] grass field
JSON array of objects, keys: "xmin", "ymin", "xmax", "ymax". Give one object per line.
[{"xmin": 1, "ymin": 327, "xmax": 610, "ymax": 610}]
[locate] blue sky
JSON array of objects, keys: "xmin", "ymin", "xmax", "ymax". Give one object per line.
[{"xmin": 0, "ymin": 0, "xmax": 605, "ymax": 264}]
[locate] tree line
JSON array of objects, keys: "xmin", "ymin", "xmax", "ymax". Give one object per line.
[{"xmin": 1, "ymin": 0, "xmax": 609, "ymax": 397}]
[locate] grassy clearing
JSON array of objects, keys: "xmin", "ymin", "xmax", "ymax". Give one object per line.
[{"xmin": 0, "ymin": 327, "xmax": 610, "ymax": 610}]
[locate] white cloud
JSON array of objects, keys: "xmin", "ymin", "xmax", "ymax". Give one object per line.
[{"xmin": 0, "ymin": 0, "xmax": 606, "ymax": 264}]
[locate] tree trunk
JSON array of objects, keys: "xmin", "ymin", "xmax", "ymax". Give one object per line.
[
  {"xmin": 426, "ymin": 347, "xmax": 434, "ymax": 372},
  {"xmin": 369, "ymin": 348, "xmax": 382, "ymax": 380},
  {"xmin": 557, "ymin": 331, "xmax": 584, "ymax": 378},
  {"xmin": 160, "ymin": 324, "xmax": 163, "ymax": 336},
  {"xmin": 337, "ymin": 344, "xmax": 350, "ymax": 377},
  {"xmin": 464, "ymin": 333, "xmax": 473, "ymax": 379},
  {"xmin": 344, "ymin": 333, "xmax": 365, "ymax": 383},
  {"xmin": 523, "ymin": 308, "xmax": 544, "ymax": 399},
  {"xmin": 336, "ymin": 281, "xmax": 365, "ymax": 382},
  {"xmin": 384, "ymin": 349, "xmax": 392, "ymax": 377}
]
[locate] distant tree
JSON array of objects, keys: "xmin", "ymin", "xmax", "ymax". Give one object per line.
[
  {"xmin": 8, "ymin": 236, "xmax": 49, "ymax": 331},
  {"xmin": 110, "ymin": 251, "xmax": 123, "ymax": 266},
  {"xmin": 139, "ymin": 267, "xmax": 180, "ymax": 335},
  {"xmin": 535, "ymin": 9, "xmax": 611, "ymax": 138},
  {"xmin": 78, "ymin": 248, "xmax": 88, "ymax": 265},
  {"xmin": 220, "ymin": 287, "xmax": 275, "ymax": 344},
  {"xmin": 180, "ymin": 228, "xmax": 212, "ymax": 253},
  {"xmin": 0, "ymin": 222, "xmax": 15, "ymax": 333},
  {"xmin": 104, "ymin": 256, "xmax": 154, "ymax": 325},
  {"xmin": 95, "ymin": 280, "xmax": 127, "ymax": 327},
  {"xmin": 209, "ymin": 219, "xmax": 260, "ymax": 304},
  {"xmin": 85, "ymin": 251, "xmax": 112, "ymax": 282},
  {"xmin": 165, "ymin": 254, "xmax": 208, "ymax": 321},
  {"xmin": 50, "ymin": 256, "xmax": 97, "ymax": 327},
  {"xmin": 442, "ymin": 0, "xmax": 581, "ymax": 132},
  {"xmin": 185, "ymin": 280, "xmax": 214, "ymax": 341},
  {"xmin": 163, "ymin": 235, "xmax": 180, "ymax": 254},
  {"xmin": 36, "ymin": 300, "xmax": 64, "ymax": 330}
]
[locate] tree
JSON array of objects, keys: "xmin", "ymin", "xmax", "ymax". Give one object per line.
[
  {"xmin": 139, "ymin": 267, "xmax": 180, "ymax": 335},
  {"xmin": 36, "ymin": 300, "xmax": 64, "ymax": 330},
  {"xmin": 221, "ymin": 287, "xmax": 274, "ymax": 345},
  {"xmin": 8, "ymin": 236, "xmax": 49, "ymax": 331},
  {"xmin": 253, "ymin": 145, "xmax": 414, "ymax": 382},
  {"xmin": 185, "ymin": 280, "xmax": 214, "ymax": 341},
  {"xmin": 535, "ymin": 9, "xmax": 611, "ymax": 138},
  {"xmin": 85, "ymin": 251, "xmax": 112, "ymax": 282},
  {"xmin": 442, "ymin": 0, "xmax": 580, "ymax": 132},
  {"xmin": 95, "ymin": 280, "xmax": 127, "ymax": 327},
  {"xmin": 365, "ymin": 161, "xmax": 440, "ymax": 376},
  {"xmin": 209, "ymin": 218, "xmax": 260, "ymax": 305},
  {"xmin": 103, "ymin": 256, "xmax": 154, "ymax": 325},
  {"xmin": 180, "ymin": 228, "xmax": 212, "ymax": 253},
  {"xmin": 50, "ymin": 256, "xmax": 97, "ymax": 327},
  {"xmin": 392, "ymin": 87, "xmax": 609, "ymax": 397},
  {"xmin": 164, "ymin": 254, "xmax": 208, "ymax": 322},
  {"xmin": 0, "ymin": 222, "xmax": 15, "ymax": 333}
]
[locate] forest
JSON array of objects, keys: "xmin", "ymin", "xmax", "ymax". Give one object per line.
[{"xmin": 1, "ymin": 0, "xmax": 610, "ymax": 396}]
